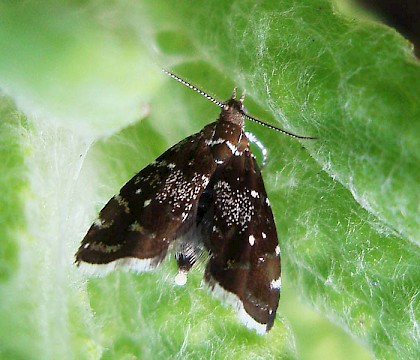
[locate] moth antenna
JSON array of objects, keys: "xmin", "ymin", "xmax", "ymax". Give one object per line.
[
  {"xmin": 162, "ymin": 69, "xmax": 224, "ymax": 108},
  {"xmin": 244, "ymin": 113, "xmax": 318, "ymax": 140},
  {"xmin": 163, "ymin": 69, "xmax": 317, "ymax": 139}
]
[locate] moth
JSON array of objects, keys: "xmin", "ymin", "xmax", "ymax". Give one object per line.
[{"xmin": 75, "ymin": 70, "xmax": 315, "ymax": 334}]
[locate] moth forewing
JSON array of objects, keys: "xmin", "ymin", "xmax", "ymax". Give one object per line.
[
  {"xmin": 76, "ymin": 129, "xmax": 217, "ymax": 275},
  {"xmin": 203, "ymin": 146, "xmax": 280, "ymax": 333}
]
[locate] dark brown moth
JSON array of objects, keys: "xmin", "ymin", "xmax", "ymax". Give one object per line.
[{"xmin": 75, "ymin": 70, "xmax": 315, "ymax": 334}]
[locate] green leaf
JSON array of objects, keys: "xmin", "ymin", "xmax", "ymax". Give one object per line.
[{"xmin": 0, "ymin": 1, "xmax": 418, "ymax": 359}]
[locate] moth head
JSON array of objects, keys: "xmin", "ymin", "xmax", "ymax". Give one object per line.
[{"xmin": 220, "ymin": 89, "xmax": 246, "ymax": 126}]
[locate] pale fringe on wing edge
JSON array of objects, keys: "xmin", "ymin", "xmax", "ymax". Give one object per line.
[
  {"xmin": 205, "ymin": 276, "xmax": 267, "ymax": 335},
  {"xmin": 77, "ymin": 257, "xmax": 158, "ymax": 277}
]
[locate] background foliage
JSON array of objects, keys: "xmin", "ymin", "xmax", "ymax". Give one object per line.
[{"xmin": 0, "ymin": 1, "xmax": 418, "ymax": 359}]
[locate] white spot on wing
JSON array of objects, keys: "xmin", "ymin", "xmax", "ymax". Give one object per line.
[
  {"xmin": 181, "ymin": 212, "xmax": 188, "ymax": 222},
  {"xmin": 251, "ymin": 190, "xmax": 259, "ymax": 198},
  {"xmin": 262, "ymin": 232, "xmax": 267, "ymax": 239},
  {"xmin": 271, "ymin": 277, "xmax": 281, "ymax": 290},
  {"xmin": 143, "ymin": 199, "xmax": 151, "ymax": 207},
  {"xmin": 248, "ymin": 235, "xmax": 255, "ymax": 246},
  {"xmin": 275, "ymin": 245, "xmax": 280, "ymax": 256}
]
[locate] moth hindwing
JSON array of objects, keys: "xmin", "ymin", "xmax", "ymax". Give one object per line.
[{"xmin": 76, "ymin": 72, "xmax": 292, "ymax": 334}]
